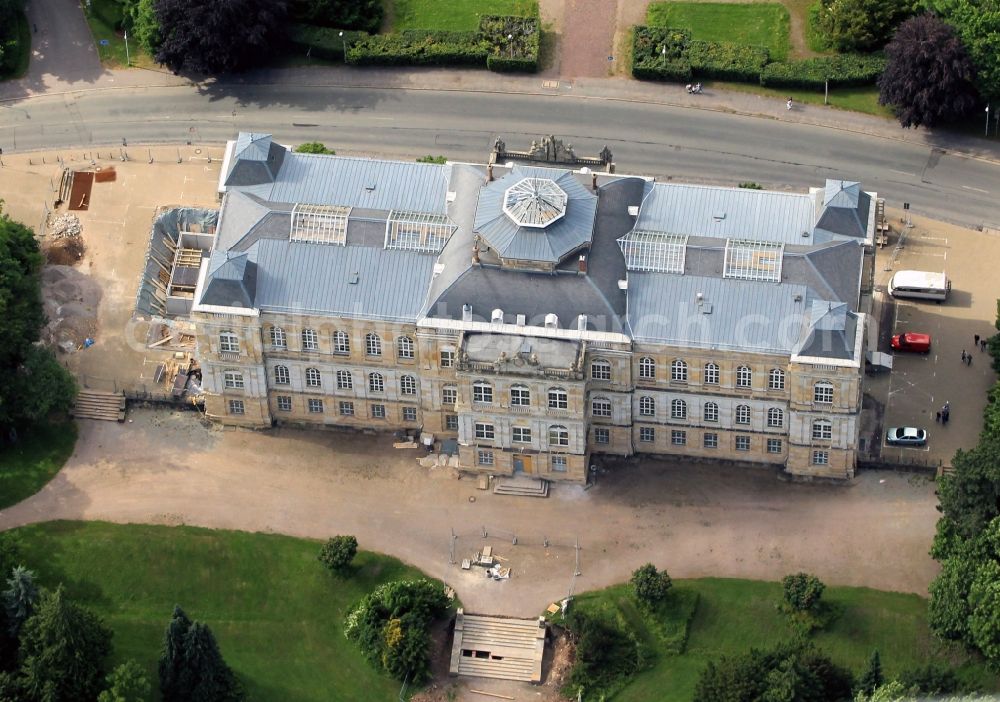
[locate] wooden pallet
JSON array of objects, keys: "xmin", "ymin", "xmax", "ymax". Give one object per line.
[{"xmin": 71, "ymin": 390, "xmax": 126, "ymax": 422}]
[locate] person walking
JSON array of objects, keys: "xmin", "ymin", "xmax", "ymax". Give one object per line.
[
  {"xmin": 962, "ymin": 350, "xmax": 968, "ymax": 364},
  {"xmin": 982, "ymin": 338, "xmax": 988, "ymax": 352},
  {"xmin": 975, "ymin": 334, "xmax": 981, "ymax": 347}
]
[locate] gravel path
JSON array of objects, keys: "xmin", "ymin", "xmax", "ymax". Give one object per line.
[{"xmin": 0, "ymin": 409, "xmax": 941, "ymax": 616}]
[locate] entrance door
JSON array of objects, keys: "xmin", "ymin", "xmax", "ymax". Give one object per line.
[{"xmin": 514, "ymin": 455, "xmax": 533, "ymax": 474}]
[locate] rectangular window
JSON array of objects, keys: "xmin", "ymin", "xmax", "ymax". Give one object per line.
[
  {"xmin": 735, "ymin": 435, "xmax": 751, "ymax": 451},
  {"xmin": 403, "ymin": 407, "xmax": 417, "ymax": 422},
  {"xmin": 219, "ymin": 332, "xmax": 240, "ymax": 354},
  {"xmin": 591, "ymin": 362, "xmax": 611, "ymax": 381},
  {"xmin": 473, "ymin": 383, "xmax": 493, "ymax": 404},
  {"xmin": 814, "ymin": 383, "xmax": 834, "ymax": 404},
  {"xmin": 548, "ymin": 389, "xmax": 568, "ymax": 410},
  {"xmin": 477, "ymin": 450, "xmax": 494, "ymax": 467},
  {"xmin": 223, "ymin": 371, "xmax": 244, "ymax": 389},
  {"xmin": 371, "ymin": 404, "xmax": 386, "ymax": 419},
  {"xmin": 475, "ymin": 422, "xmax": 495, "ymax": 441},
  {"xmin": 512, "ymin": 427, "xmax": 532, "ymax": 443},
  {"xmin": 671, "ymin": 430, "xmax": 686, "ymax": 446},
  {"xmin": 302, "ymin": 329, "xmax": 318, "ymax": 351},
  {"xmin": 308, "ymin": 398, "xmax": 324, "ymax": 414},
  {"xmin": 591, "ymin": 399, "xmax": 612, "ymax": 417},
  {"xmin": 812, "ymin": 450, "xmax": 829, "ymax": 465},
  {"xmin": 442, "ymin": 387, "xmax": 457, "ymax": 405},
  {"xmin": 510, "ymin": 387, "xmax": 530, "ymax": 406},
  {"xmin": 767, "ymin": 438, "xmax": 783, "ymax": 454},
  {"xmin": 639, "ymin": 426, "xmax": 655, "ymax": 443},
  {"xmin": 440, "ymin": 350, "xmax": 455, "ymax": 368},
  {"xmin": 594, "ymin": 427, "xmax": 610, "ymax": 445},
  {"xmin": 339, "ymin": 401, "xmax": 354, "ymax": 416},
  {"xmin": 551, "ymin": 455, "xmax": 567, "ymax": 472},
  {"xmin": 704, "ymin": 364, "xmax": 720, "ymax": 384},
  {"xmin": 228, "ymin": 399, "xmax": 245, "ymax": 415},
  {"xmin": 445, "ymin": 414, "xmax": 458, "ymax": 431},
  {"xmin": 703, "ymin": 432, "xmax": 718, "ymax": 449},
  {"xmin": 276, "ymin": 396, "xmax": 292, "ymax": 412}
]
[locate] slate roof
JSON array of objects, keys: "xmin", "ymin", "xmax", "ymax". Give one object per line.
[
  {"xmin": 224, "ymin": 134, "xmax": 286, "ymax": 188},
  {"xmin": 794, "ymin": 301, "xmax": 859, "ymax": 360},
  {"xmin": 473, "ymin": 165, "xmax": 598, "ymax": 263},
  {"xmin": 201, "ymin": 252, "xmax": 257, "ymax": 309},
  {"xmin": 814, "ymin": 180, "xmax": 872, "ymax": 241}
]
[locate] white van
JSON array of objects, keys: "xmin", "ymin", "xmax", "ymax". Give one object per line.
[{"xmin": 888, "ymin": 270, "xmax": 950, "ymax": 302}]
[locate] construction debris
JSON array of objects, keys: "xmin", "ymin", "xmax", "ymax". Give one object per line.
[{"xmin": 48, "ymin": 213, "xmax": 82, "ymax": 239}]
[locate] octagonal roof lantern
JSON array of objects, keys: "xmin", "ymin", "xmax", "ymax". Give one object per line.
[{"xmin": 502, "ymin": 177, "xmax": 568, "ymax": 229}]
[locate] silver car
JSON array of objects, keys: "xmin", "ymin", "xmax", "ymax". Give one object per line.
[{"xmin": 885, "ymin": 427, "xmax": 928, "ymax": 447}]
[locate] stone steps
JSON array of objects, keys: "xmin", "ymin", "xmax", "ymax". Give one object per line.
[
  {"xmin": 71, "ymin": 390, "xmax": 126, "ymax": 422},
  {"xmin": 493, "ymin": 476, "xmax": 549, "ymax": 498}
]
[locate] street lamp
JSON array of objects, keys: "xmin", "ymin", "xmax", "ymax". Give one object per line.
[
  {"xmin": 661, "ymin": 46, "xmax": 666, "ymax": 63},
  {"xmin": 124, "ymin": 29, "xmax": 130, "ymax": 67},
  {"xmin": 508, "ymin": 33, "xmax": 513, "ymax": 59},
  {"xmin": 987, "ymin": 104, "xmax": 991, "ymax": 137},
  {"xmin": 339, "ymin": 31, "xmax": 346, "ymax": 63}
]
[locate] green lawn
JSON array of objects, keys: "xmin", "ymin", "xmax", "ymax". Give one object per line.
[
  {"xmin": 1, "ymin": 11, "xmax": 32, "ymax": 80},
  {"xmin": 711, "ymin": 80, "xmax": 892, "ymax": 117},
  {"xmin": 82, "ymin": 0, "xmax": 153, "ymax": 68},
  {"xmin": 12, "ymin": 521, "xmax": 434, "ymax": 701},
  {"xmin": 389, "ymin": 0, "xmax": 538, "ymax": 31},
  {"xmin": 647, "ymin": 1, "xmax": 791, "ymax": 62},
  {"xmin": 558, "ymin": 578, "xmax": 997, "ymax": 701},
  {"xmin": 0, "ymin": 421, "xmax": 77, "ymax": 510}
]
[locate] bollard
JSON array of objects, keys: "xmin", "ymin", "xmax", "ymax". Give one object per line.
[
  {"xmin": 482, "ymin": 526, "xmax": 487, "ymax": 539},
  {"xmin": 148, "ymin": 148, "xmax": 153, "ymax": 164},
  {"xmin": 176, "ymin": 148, "xmax": 182, "ymax": 164},
  {"xmin": 512, "ymin": 535, "xmax": 517, "ymax": 545}
]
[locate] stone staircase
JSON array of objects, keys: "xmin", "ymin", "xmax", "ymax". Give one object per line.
[
  {"xmin": 71, "ymin": 390, "xmax": 126, "ymax": 422},
  {"xmin": 493, "ymin": 475, "xmax": 549, "ymax": 498}
]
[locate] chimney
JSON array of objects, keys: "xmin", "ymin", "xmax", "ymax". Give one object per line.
[
  {"xmin": 578, "ymin": 254, "xmax": 587, "ymax": 275},
  {"xmin": 591, "ymin": 171, "xmax": 598, "ymax": 190},
  {"xmin": 577, "ymin": 314, "xmax": 588, "ymax": 331},
  {"xmin": 544, "ymin": 313, "xmax": 559, "ymax": 329},
  {"xmin": 462, "ymin": 304, "xmax": 473, "ymax": 322},
  {"xmin": 472, "ymin": 242, "xmax": 480, "ymax": 265},
  {"xmin": 491, "ymin": 308, "xmax": 504, "ymax": 324},
  {"xmin": 487, "ymin": 163, "xmax": 494, "ymax": 182}
]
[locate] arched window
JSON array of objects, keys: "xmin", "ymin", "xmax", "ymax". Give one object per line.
[
  {"xmin": 397, "ymin": 336, "xmax": 414, "ymax": 359},
  {"xmin": 591, "ymin": 359, "xmax": 611, "ymax": 381},
  {"xmin": 223, "ymin": 370, "xmax": 244, "ymax": 389},
  {"xmin": 365, "ymin": 333, "xmax": 382, "ymax": 357},
  {"xmin": 812, "ymin": 419, "xmax": 833, "ymax": 440},
  {"xmin": 639, "ymin": 396, "xmax": 655, "ymax": 416},
  {"xmin": 219, "ymin": 331, "xmax": 239, "ymax": 353},
  {"xmin": 510, "ymin": 385, "xmax": 530, "ymax": 406},
  {"xmin": 768, "ymin": 368, "xmax": 785, "ymax": 390},
  {"xmin": 671, "ymin": 359, "xmax": 688, "ymax": 382},
  {"xmin": 735, "ymin": 404, "xmax": 751, "ymax": 425},
  {"xmin": 814, "ymin": 381, "xmax": 834, "ymax": 404},
  {"xmin": 301, "ymin": 328, "xmax": 318, "ymax": 351},
  {"xmin": 548, "ymin": 425, "xmax": 570, "ymax": 447},
  {"xmin": 273, "ymin": 365, "xmax": 290, "ymax": 385},
  {"xmin": 639, "ymin": 357, "xmax": 656, "ymax": 380},
  {"xmin": 473, "ymin": 381, "xmax": 493, "ymax": 404},
  {"xmin": 369, "ymin": 372, "xmax": 384, "ymax": 393},
  {"xmin": 703, "ymin": 401, "xmax": 719, "ymax": 422},
  {"xmin": 333, "ymin": 331, "xmax": 350, "ymax": 354},
  {"xmin": 591, "ymin": 397, "xmax": 612, "ymax": 417},
  {"xmin": 548, "ymin": 387, "xmax": 568, "ymax": 410},
  {"xmin": 269, "ymin": 326, "xmax": 286, "ymax": 349},
  {"xmin": 336, "ymin": 370, "xmax": 353, "ymax": 389},
  {"xmin": 400, "ymin": 375, "xmax": 417, "ymax": 396},
  {"xmin": 736, "ymin": 365, "xmax": 752, "ymax": 388},
  {"xmin": 704, "ymin": 362, "xmax": 720, "ymax": 384},
  {"xmin": 767, "ymin": 407, "xmax": 784, "ymax": 427},
  {"xmin": 305, "ymin": 367, "xmax": 322, "ymax": 388},
  {"xmin": 671, "ymin": 399, "xmax": 687, "ymax": 419}
]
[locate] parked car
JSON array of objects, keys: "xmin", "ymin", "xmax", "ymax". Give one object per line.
[
  {"xmin": 891, "ymin": 332, "xmax": 932, "ymax": 353},
  {"xmin": 885, "ymin": 427, "xmax": 928, "ymax": 447}
]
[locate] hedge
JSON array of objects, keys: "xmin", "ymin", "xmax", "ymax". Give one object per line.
[
  {"xmin": 687, "ymin": 40, "xmax": 769, "ymax": 82},
  {"xmin": 632, "ymin": 26, "xmax": 692, "ymax": 82},
  {"xmin": 482, "ymin": 15, "xmax": 539, "ymax": 72},
  {"xmin": 759, "ymin": 53, "xmax": 885, "ymax": 89},
  {"xmin": 288, "ymin": 24, "xmax": 370, "ymax": 62},
  {"xmin": 347, "ymin": 29, "xmax": 489, "ymax": 66}
]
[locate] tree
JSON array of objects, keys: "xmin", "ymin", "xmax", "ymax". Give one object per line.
[
  {"xmin": 857, "ymin": 650, "xmax": 884, "ymax": 697},
  {"xmin": 877, "ymin": 13, "xmax": 981, "ymax": 128},
  {"xmin": 3, "ymin": 566, "xmax": 38, "ymax": 636},
  {"xmin": 630, "ymin": 563, "xmax": 672, "ymax": 608},
  {"xmin": 924, "ymin": 0, "xmax": 1000, "ymax": 102},
  {"xmin": 289, "ymin": 0, "xmax": 382, "ymax": 32},
  {"xmin": 97, "ymin": 660, "xmax": 151, "ymax": 702},
  {"xmin": 898, "ymin": 662, "xmax": 958, "ymax": 696},
  {"xmin": 935, "ymin": 435, "xmax": 1000, "ymax": 543},
  {"xmin": 854, "ymin": 681, "xmax": 910, "ymax": 702},
  {"xmin": 122, "ymin": 0, "xmax": 160, "ymax": 53},
  {"xmin": 294, "ymin": 142, "xmax": 334, "ymax": 155},
  {"xmin": 159, "ymin": 606, "xmax": 243, "ymax": 702},
  {"xmin": 154, "ymin": 0, "xmax": 289, "ymax": 74},
  {"xmin": 782, "ymin": 572, "xmax": 825, "ymax": 612},
  {"xmin": 18, "ymin": 586, "xmax": 113, "ymax": 702},
  {"xmin": 565, "ymin": 609, "xmax": 642, "ymax": 696},
  {"xmin": 812, "ymin": 0, "xmax": 916, "ymax": 52},
  {"xmin": 319, "ymin": 535, "xmax": 357, "ymax": 573}
]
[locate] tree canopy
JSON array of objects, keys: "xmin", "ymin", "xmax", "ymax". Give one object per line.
[
  {"xmin": 294, "ymin": 142, "xmax": 335, "ymax": 154},
  {"xmin": 122, "ymin": 0, "xmax": 161, "ymax": 54},
  {"xmin": 289, "ymin": 0, "xmax": 383, "ymax": 32},
  {"xmin": 782, "ymin": 572, "xmax": 825, "ymax": 613},
  {"xmin": 630, "ymin": 563, "xmax": 672, "ymax": 608},
  {"xmin": 159, "ymin": 606, "xmax": 244, "ymax": 702},
  {"xmin": 318, "ymin": 535, "xmax": 357, "ymax": 573},
  {"xmin": 925, "ymin": 0, "xmax": 1000, "ymax": 102},
  {"xmin": 877, "ymin": 13, "xmax": 980, "ymax": 128},
  {"xmin": 154, "ymin": 0, "xmax": 289, "ymax": 74},
  {"xmin": 98, "ymin": 660, "xmax": 151, "ymax": 702},
  {"xmin": 812, "ymin": 0, "xmax": 917, "ymax": 52}
]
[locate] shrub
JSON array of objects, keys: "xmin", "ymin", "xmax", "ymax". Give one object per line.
[
  {"xmin": 347, "ymin": 30, "xmax": 489, "ymax": 67},
  {"xmin": 739, "ymin": 181, "xmax": 764, "ymax": 189},
  {"xmin": 898, "ymin": 662, "xmax": 959, "ymax": 696},
  {"xmin": 416, "ymin": 155, "xmax": 447, "ymax": 164},
  {"xmin": 782, "ymin": 572, "xmax": 825, "ymax": 612},
  {"xmin": 290, "ymin": 0, "xmax": 382, "ymax": 33},
  {"xmin": 481, "ymin": 15, "xmax": 539, "ymax": 72},
  {"xmin": 688, "ymin": 40, "xmax": 769, "ymax": 81},
  {"xmin": 631, "ymin": 563, "xmax": 672, "ymax": 607},
  {"xmin": 565, "ymin": 608, "xmax": 644, "ymax": 700},
  {"xmin": 760, "ymin": 53, "xmax": 886, "ymax": 90},
  {"xmin": 288, "ymin": 24, "xmax": 368, "ymax": 62},
  {"xmin": 319, "ymin": 535, "xmax": 357, "ymax": 573},
  {"xmin": 295, "ymin": 142, "xmax": 335, "ymax": 154},
  {"xmin": 632, "ymin": 25, "xmax": 692, "ymax": 82}
]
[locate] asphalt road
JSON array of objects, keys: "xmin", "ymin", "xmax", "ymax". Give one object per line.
[{"xmin": 1, "ymin": 84, "xmax": 997, "ymax": 227}]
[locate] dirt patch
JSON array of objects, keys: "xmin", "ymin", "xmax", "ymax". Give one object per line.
[
  {"xmin": 40, "ymin": 265, "xmax": 102, "ymax": 351},
  {"xmin": 44, "ymin": 236, "xmax": 86, "ymax": 265},
  {"xmin": 94, "ymin": 167, "xmax": 116, "ymax": 183},
  {"xmin": 68, "ymin": 171, "xmax": 94, "ymax": 211}
]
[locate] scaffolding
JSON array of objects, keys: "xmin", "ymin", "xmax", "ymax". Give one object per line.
[
  {"xmin": 617, "ymin": 231, "xmax": 688, "ymax": 273},
  {"xmin": 290, "ymin": 203, "xmax": 350, "ymax": 245},
  {"xmin": 723, "ymin": 239, "xmax": 784, "ymax": 282},
  {"xmin": 384, "ymin": 210, "xmax": 455, "ymax": 253}
]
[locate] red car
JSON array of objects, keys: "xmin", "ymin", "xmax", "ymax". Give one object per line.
[{"xmin": 891, "ymin": 332, "xmax": 931, "ymax": 353}]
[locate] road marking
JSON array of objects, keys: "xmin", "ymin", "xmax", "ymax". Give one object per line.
[
  {"xmin": 962, "ymin": 185, "xmax": 990, "ymax": 194},
  {"xmin": 890, "ymin": 169, "xmax": 916, "ymax": 177}
]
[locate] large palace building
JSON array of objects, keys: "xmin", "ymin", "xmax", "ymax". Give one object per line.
[{"xmin": 191, "ymin": 132, "xmax": 876, "ymax": 483}]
